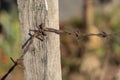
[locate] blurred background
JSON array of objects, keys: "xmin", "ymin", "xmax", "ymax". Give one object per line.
[{"xmin": 0, "ymin": 0, "xmax": 120, "ymax": 80}]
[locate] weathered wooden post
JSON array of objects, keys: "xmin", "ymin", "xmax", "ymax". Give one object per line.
[{"xmin": 17, "ymin": 0, "xmax": 62, "ymax": 80}]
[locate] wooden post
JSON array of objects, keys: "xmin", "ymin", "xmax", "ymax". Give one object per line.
[{"xmin": 17, "ymin": 0, "xmax": 62, "ymax": 80}]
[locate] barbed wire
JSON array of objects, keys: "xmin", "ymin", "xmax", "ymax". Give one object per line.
[{"xmin": 1, "ymin": 23, "xmax": 120, "ymax": 80}]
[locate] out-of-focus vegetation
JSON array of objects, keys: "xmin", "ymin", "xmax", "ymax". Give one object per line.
[
  {"xmin": 0, "ymin": 0, "xmax": 22, "ymax": 79},
  {"xmin": 60, "ymin": 1, "xmax": 120, "ymax": 80}
]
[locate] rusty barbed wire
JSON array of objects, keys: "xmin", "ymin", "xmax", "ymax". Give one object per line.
[
  {"xmin": 1, "ymin": 23, "xmax": 120, "ymax": 80},
  {"xmin": 1, "ymin": 24, "xmax": 45, "ymax": 80}
]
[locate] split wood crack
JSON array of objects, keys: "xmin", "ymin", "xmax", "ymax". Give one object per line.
[{"xmin": 1, "ymin": 23, "xmax": 119, "ymax": 80}]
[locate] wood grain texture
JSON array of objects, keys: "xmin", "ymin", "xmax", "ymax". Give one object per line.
[{"xmin": 17, "ymin": 0, "xmax": 62, "ymax": 80}]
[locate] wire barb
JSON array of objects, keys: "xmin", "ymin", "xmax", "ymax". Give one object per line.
[{"xmin": 10, "ymin": 57, "xmax": 16, "ymax": 64}]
